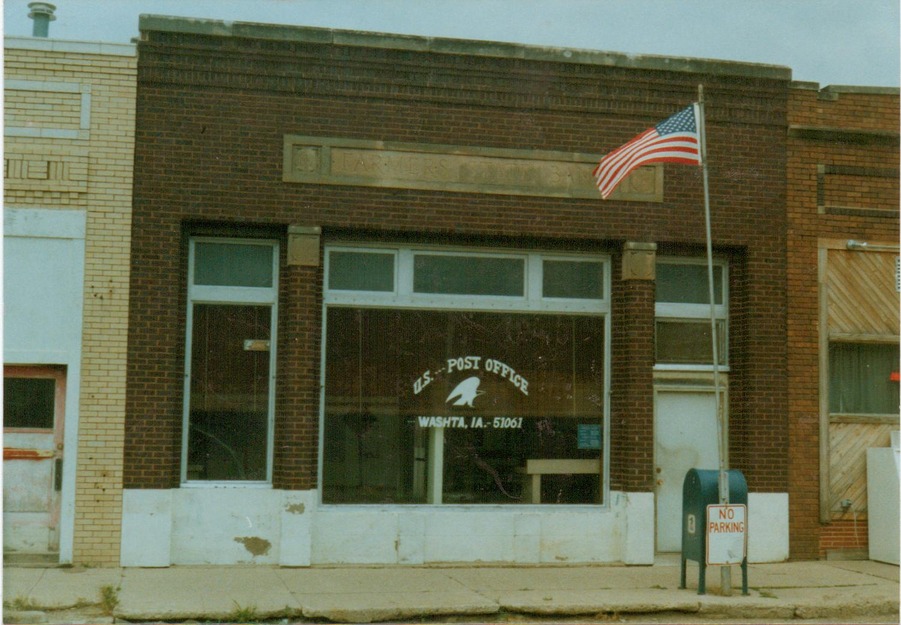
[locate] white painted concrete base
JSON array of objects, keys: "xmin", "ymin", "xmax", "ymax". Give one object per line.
[
  {"xmin": 747, "ymin": 492, "xmax": 789, "ymax": 563},
  {"xmin": 866, "ymin": 447, "xmax": 899, "ymax": 565},
  {"xmin": 120, "ymin": 489, "xmax": 788, "ymax": 567}
]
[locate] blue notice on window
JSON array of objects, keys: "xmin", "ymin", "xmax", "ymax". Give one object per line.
[{"xmin": 577, "ymin": 424, "xmax": 601, "ymax": 450}]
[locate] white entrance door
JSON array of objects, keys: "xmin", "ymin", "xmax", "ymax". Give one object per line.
[
  {"xmin": 3, "ymin": 366, "xmax": 66, "ymax": 556},
  {"xmin": 654, "ymin": 388, "xmax": 720, "ymax": 552}
]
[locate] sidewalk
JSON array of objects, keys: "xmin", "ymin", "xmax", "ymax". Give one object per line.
[{"xmin": 3, "ymin": 557, "xmax": 899, "ymax": 623}]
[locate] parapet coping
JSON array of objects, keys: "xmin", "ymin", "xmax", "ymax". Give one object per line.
[
  {"xmin": 4, "ymin": 35, "xmax": 135, "ymax": 56},
  {"xmin": 138, "ymin": 14, "xmax": 792, "ymax": 82},
  {"xmin": 792, "ymin": 80, "xmax": 900, "ymax": 95}
]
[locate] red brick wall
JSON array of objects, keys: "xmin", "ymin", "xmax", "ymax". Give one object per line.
[
  {"xmin": 274, "ymin": 259, "xmax": 322, "ymax": 489},
  {"xmin": 787, "ymin": 84, "xmax": 899, "ymax": 560},
  {"xmin": 819, "ymin": 519, "xmax": 869, "ymax": 558},
  {"xmin": 126, "ymin": 30, "xmax": 791, "ymax": 506},
  {"xmin": 610, "ymin": 273, "xmax": 655, "ymax": 492}
]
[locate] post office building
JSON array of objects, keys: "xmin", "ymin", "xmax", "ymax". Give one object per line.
[{"xmin": 123, "ymin": 16, "xmax": 794, "ymax": 566}]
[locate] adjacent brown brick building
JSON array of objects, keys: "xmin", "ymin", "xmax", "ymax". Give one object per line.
[{"xmin": 787, "ymin": 84, "xmax": 899, "ymax": 560}]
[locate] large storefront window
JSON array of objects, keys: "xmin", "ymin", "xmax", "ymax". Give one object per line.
[
  {"xmin": 322, "ymin": 247, "xmax": 609, "ymax": 505},
  {"xmin": 182, "ymin": 238, "xmax": 279, "ymax": 483}
]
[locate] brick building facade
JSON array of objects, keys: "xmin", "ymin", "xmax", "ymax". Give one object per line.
[
  {"xmin": 7, "ymin": 15, "xmax": 895, "ymax": 568},
  {"xmin": 4, "ymin": 12, "xmax": 899, "ymax": 566},
  {"xmin": 786, "ymin": 84, "xmax": 900, "ymax": 561},
  {"xmin": 3, "ymin": 36, "xmax": 135, "ymax": 565},
  {"xmin": 122, "ymin": 16, "xmax": 795, "ymax": 566}
]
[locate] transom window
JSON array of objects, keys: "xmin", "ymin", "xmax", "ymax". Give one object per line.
[
  {"xmin": 326, "ymin": 247, "xmax": 606, "ymax": 311},
  {"xmin": 322, "ymin": 246, "xmax": 610, "ymax": 506},
  {"xmin": 655, "ymin": 258, "xmax": 728, "ymax": 367},
  {"xmin": 182, "ymin": 238, "xmax": 279, "ymax": 484}
]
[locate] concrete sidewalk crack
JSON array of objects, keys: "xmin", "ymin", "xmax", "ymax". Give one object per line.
[
  {"xmin": 271, "ymin": 567, "xmax": 305, "ymax": 619},
  {"xmin": 4, "ymin": 568, "xmax": 47, "ymax": 610}
]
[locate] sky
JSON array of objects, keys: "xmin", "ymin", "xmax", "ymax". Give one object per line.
[{"xmin": 2, "ymin": 0, "xmax": 900, "ymax": 88}]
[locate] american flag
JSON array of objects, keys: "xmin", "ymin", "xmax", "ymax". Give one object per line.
[{"xmin": 592, "ymin": 104, "xmax": 701, "ymax": 199}]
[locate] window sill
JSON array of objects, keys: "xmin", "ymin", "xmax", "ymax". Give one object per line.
[
  {"xmin": 829, "ymin": 413, "xmax": 900, "ymax": 424},
  {"xmin": 180, "ymin": 481, "xmax": 272, "ymax": 488},
  {"xmin": 653, "ymin": 364, "xmax": 730, "ymax": 373},
  {"xmin": 315, "ymin": 502, "xmax": 611, "ymax": 511}
]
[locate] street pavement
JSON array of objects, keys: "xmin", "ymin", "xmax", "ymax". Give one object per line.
[{"xmin": 2, "ymin": 556, "xmax": 898, "ymax": 623}]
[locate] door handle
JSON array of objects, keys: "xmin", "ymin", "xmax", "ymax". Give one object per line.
[{"xmin": 54, "ymin": 458, "xmax": 63, "ymax": 492}]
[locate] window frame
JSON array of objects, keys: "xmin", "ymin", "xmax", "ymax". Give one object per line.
[
  {"xmin": 654, "ymin": 257, "xmax": 729, "ymax": 371},
  {"xmin": 827, "ymin": 339, "xmax": 900, "ymax": 419},
  {"xmin": 321, "ymin": 243, "xmax": 612, "ymax": 507},
  {"xmin": 324, "ymin": 245, "xmax": 609, "ymax": 314},
  {"xmin": 181, "ymin": 237, "xmax": 280, "ymax": 487},
  {"xmin": 3, "ymin": 365, "xmax": 66, "ymax": 433}
]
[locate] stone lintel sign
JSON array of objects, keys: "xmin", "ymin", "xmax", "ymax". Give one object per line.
[{"xmin": 283, "ymin": 135, "xmax": 663, "ymax": 202}]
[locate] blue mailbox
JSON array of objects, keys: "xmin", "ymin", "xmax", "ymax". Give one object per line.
[{"xmin": 679, "ymin": 468, "xmax": 748, "ymax": 595}]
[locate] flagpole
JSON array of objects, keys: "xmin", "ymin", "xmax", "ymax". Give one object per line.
[{"xmin": 698, "ymin": 84, "xmax": 732, "ymax": 595}]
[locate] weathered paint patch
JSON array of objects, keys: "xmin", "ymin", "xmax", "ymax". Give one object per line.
[
  {"xmin": 285, "ymin": 503, "xmax": 305, "ymax": 514},
  {"xmin": 4, "ymin": 448, "xmax": 54, "ymax": 460},
  {"xmin": 234, "ymin": 536, "xmax": 271, "ymax": 556}
]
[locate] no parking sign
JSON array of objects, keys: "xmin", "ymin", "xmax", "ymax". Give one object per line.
[{"xmin": 706, "ymin": 504, "xmax": 747, "ymax": 565}]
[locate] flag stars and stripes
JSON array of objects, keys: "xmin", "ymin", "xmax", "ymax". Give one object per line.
[{"xmin": 592, "ymin": 104, "xmax": 702, "ymax": 199}]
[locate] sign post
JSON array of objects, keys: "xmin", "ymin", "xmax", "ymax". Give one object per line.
[{"xmin": 698, "ymin": 83, "xmax": 733, "ymax": 596}]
